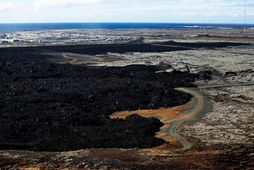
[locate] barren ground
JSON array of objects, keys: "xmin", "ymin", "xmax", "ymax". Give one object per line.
[{"xmin": 0, "ymin": 27, "xmax": 254, "ymax": 169}]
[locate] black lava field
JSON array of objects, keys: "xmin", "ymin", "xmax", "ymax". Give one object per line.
[{"xmin": 0, "ymin": 43, "xmax": 219, "ymax": 151}]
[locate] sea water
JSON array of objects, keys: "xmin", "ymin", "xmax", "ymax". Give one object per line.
[{"xmin": 0, "ymin": 23, "xmax": 252, "ymax": 32}]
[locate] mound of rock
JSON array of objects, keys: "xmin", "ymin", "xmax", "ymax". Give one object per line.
[{"xmin": 0, "ymin": 47, "xmax": 197, "ymax": 151}]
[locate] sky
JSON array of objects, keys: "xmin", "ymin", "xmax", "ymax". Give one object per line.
[{"xmin": 0, "ymin": 0, "xmax": 254, "ymax": 24}]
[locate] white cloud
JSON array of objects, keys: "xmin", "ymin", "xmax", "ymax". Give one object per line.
[
  {"xmin": 1, "ymin": 0, "xmax": 254, "ymax": 23},
  {"xmin": 35, "ymin": 0, "xmax": 103, "ymax": 10},
  {"xmin": 0, "ymin": 2, "xmax": 19, "ymax": 12}
]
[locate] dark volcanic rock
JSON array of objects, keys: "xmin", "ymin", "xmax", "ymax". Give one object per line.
[
  {"xmin": 157, "ymin": 41, "xmax": 249, "ymax": 49},
  {"xmin": 0, "ymin": 45, "xmax": 197, "ymax": 151}
]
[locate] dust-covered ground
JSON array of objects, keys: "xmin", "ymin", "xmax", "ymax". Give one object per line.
[{"xmin": 0, "ymin": 27, "xmax": 254, "ymax": 169}]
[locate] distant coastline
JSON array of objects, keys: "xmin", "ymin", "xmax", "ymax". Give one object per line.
[{"xmin": 0, "ymin": 23, "xmax": 254, "ymax": 32}]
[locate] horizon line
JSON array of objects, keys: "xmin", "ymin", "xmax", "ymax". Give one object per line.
[{"xmin": 0, "ymin": 22, "xmax": 254, "ymax": 25}]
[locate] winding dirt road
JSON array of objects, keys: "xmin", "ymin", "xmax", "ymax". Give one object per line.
[
  {"xmin": 111, "ymin": 87, "xmax": 209, "ymax": 151},
  {"xmin": 167, "ymin": 88, "xmax": 209, "ymax": 151}
]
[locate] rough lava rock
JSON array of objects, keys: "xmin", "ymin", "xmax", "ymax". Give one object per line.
[{"xmin": 0, "ymin": 45, "xmax": 197, "ymax": 151}]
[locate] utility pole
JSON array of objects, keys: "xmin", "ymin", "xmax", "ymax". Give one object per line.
[{"xmin": 244, "ymin": 0, "xmax": 247, "ymax": 33}]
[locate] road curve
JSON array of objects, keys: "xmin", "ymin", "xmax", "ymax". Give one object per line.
[
  {"xmin": 111, "ymin": 87, "xmax": 209, "ymax": 152},
  {"xmin": 165, "ymin": 87, "xmax": 209, "ymax": 151},
  {"xmin": 198, "ymin": 82, "xmax": 254, "ymax": 89}
]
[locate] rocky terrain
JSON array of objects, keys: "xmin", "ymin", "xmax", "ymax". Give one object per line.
[
  {"xmin": 0, "ymin": 28, "xmax": 253, "ymax": 169},
  {"xmin": 0, "ymin": 47, "xmax": 198, "ymax": 151}
]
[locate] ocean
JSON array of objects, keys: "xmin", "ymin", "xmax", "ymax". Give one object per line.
[{"xmin": 0, "ymin": 23, "xmax": 252, "ymax": 32}]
